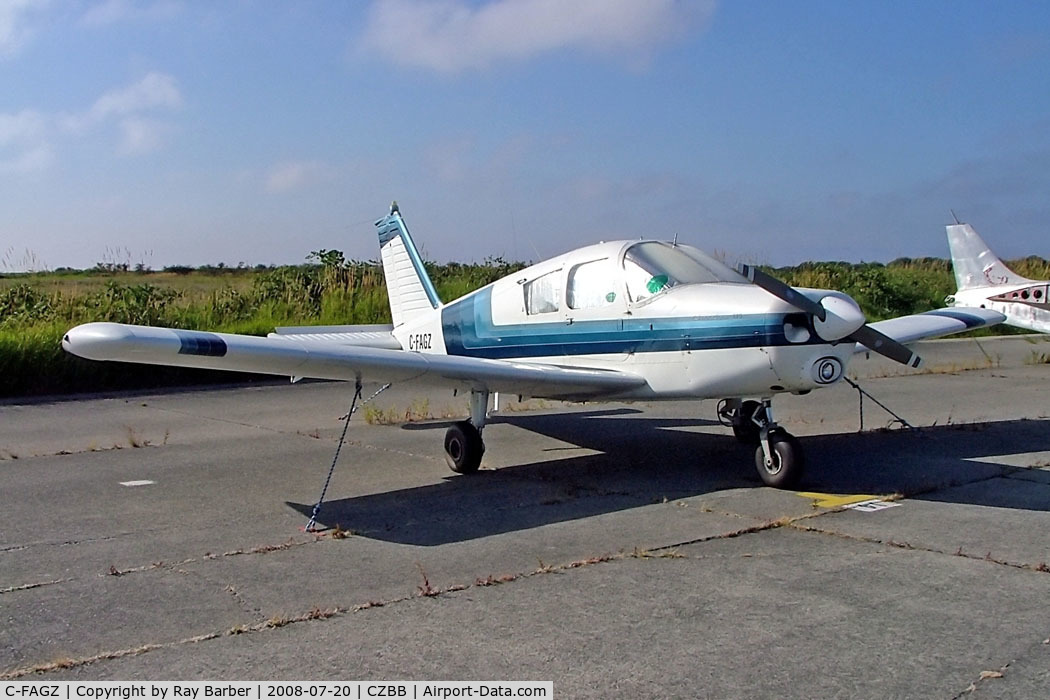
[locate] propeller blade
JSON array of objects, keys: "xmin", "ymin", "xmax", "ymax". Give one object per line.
[
  {"xmin": 737, "ymin": 263, "xmax": 922, "ymax": 368},
  {"xmin": 850, "ymin": 325, "xmax": 923, "ymax": 368},
  {"xmin": 738, "ymin": 263, "xmax": 826, "ymax": 321}
]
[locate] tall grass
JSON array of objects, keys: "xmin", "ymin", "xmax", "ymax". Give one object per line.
[{"xmin": 0, "ymin": 256, "xmax": 523, "ymax": 397}]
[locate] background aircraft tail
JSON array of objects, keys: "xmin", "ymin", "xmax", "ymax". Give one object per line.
[
  {"xmin": 374, "ymin": 202, "xmax": 442, "ymax": 328},
  {"xmin": 947, "ymin": 222, "xmax": 1030, "ymax": 291}
]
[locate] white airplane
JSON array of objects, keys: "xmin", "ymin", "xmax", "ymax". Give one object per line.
[
  {"xmin": 64, "ymin": 203, "xmax": 1003, "ymax": 488},
  {"xmin": 946, "ymin": 218, "xmax": 1050, "ymax": 333}
]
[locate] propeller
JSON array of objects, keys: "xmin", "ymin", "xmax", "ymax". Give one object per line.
[{"xmin": 738, "ymin": 263, "xmax": 922, "ymax": 368}]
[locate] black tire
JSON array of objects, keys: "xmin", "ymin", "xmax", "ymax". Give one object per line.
[
  {"xmin": 732, "ymin": 400, "xmax": 762, "ymax": 445},
  {"xmin": 754, "ymin": 431, "xmax": 804, "ymax": 488},
  {"xmin": 444, "ymin": 421, "xmax": 484, "ymax": 474}
]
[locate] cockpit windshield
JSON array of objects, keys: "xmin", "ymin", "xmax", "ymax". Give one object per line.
[{"xmin": 622, "ymin": 241, "xmax": 745, "ymax": 303}]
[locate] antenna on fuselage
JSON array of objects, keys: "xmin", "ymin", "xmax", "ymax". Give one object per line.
[
  {"xmin": 949, "ymin": 209, "xmax": 961, "ymax": 225},
  {"xmin": 672, "ymin": 233, "xmax": 678, "ymax": 247}
]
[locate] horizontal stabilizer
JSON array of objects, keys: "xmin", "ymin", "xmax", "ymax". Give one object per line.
[{"xmin": 64, "ymin": 322, "xmax": 645, "ymax": 400}]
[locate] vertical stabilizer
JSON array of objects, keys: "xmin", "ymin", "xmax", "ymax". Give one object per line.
[
  {"xmin": 946, "ymin": 222, "xmax": 1031, "ymax": 291},
  {"xmin": 375, "ymin": 202, "xmax": 442, "ymax": 328}
]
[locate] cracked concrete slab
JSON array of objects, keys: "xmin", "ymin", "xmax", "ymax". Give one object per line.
[
  {"xmin": 37, "ymin": 530, "xmax": 1050, "ymax": 698},
  {"xmin": 2, "ymin": 336, "xmax": 1050, "ymax": 694},
  {"xmin": 795, "ymin": 475, "xmax": 1050, "ymax": 572}
]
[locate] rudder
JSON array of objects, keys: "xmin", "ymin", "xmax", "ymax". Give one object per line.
[
  {"xmin": 946, "ymin": 222, "xmax": 1030, "ymax": 291},
  {"xmin": 375, "ymin": 202, "xmax": 442, "ymax": 328}
]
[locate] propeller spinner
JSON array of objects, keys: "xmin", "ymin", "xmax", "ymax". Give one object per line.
[{"xmin": 738, "ymin": 264, "xmax": 922, "ymax": 368}]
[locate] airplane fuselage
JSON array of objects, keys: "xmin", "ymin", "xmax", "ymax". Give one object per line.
[
  {"xmin": 951, "ymin": 284, "xmax": 1050, "ymax": 334},
  {"xmin": 392, "ymin": 240, "xmax": 855, "ymax": 401}
]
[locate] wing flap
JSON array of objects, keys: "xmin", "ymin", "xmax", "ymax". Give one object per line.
[
  {"xmin": 63, "ymin": 322, "xmax": 645, "ymax": 400},
  {"xmin": 271, "ymin": 324, "xmax": 401, "ymax": 350},
  {"xmin": 853, "ymin": 307, "xmax": 1005, "ymax": 353}
]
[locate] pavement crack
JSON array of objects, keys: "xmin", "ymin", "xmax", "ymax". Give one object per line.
[
  {"xmin": 167, "ymin": 564, "xmax": 264, "ymax": 620},
  {"xmin": 0, "ymin": 578, "xmax": 71, "ymax": 595},
  {"xmin": 951, "ymin": 663, "xmax": 1010, "ymax": 698},
  {"xmin": 2, "ymin": 529, "xmax": 168, "ymax": 555},
  {"xmin": 0, "ymin": 545, "xmax": 687, "ymax": 679},
  {"xmin": 104, "ymin": 536, "xmax": 318, "ymax": 578},
  {"xmin": 789, "ymin": 522, "xmax": 1050, "ymax": 575},
  {"xmin": 143, "ymin": 406, "xmax": 294, "ymax": 436}
]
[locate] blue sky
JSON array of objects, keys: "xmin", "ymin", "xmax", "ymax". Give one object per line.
[{"xmin": 2, "ymin": 0, "xmax": 1049, "ymax": 271}]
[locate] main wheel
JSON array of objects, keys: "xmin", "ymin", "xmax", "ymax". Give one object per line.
[
  {"xmin": 732, "ymin": 400, "xmax": 762, "ymax": 445},
  {"xmin": 754, "ymin": 431, "xmax": 804, "ymax": 488},
  {"xmin": 444, "ymin": 421, "xmax": 484, "ymax": 474}
]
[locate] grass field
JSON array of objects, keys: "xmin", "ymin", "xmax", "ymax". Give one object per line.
[
  {"xmin": 2, "ymin": 253, "xmax": 1046, "ymax": 398},
  {"xmin": 0, "ymin": 256, "xmax": 520, "ymax": 397}
]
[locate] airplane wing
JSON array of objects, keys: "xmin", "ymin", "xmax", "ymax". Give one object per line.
[
  {"xmin": 852, "ymin": 307, "xmax": 1005, "ymax": 353},
  {"xmin": 63, "ymin": 322, "xmax": 646, "ymax": 401}
]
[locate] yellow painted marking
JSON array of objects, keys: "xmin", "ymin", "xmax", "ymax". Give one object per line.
[{"xmin": 797, "ymin": 492, "xmax": 881, "ymax": 509}]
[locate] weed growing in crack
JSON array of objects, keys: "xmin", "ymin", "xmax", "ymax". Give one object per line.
[
  {"xmin": 416, "ymin": 563, "xmax": 438, "ymax": 597},
  {"xmin": 330, "ymin": 524, "xmax": 354, "ymax": 539},
  {"xmin": 124, "ymin": 426, "xmax": 150, "ymax": 448},
  {"xmin": 266, "ymin": 615, "xmax": 290, "ymax": 628}
]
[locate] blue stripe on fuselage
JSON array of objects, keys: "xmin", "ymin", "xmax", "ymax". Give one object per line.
[{"xmin": 441, "ymin": 287, "xmax": 808, "ymax": 359}]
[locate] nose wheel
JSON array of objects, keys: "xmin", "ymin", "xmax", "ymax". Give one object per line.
[
  {"xmin": 755, "ymin": 428, "xmax": 804, "ymax": 488},
  {"xmin": 720, "ymin": 398, "xmax": 805, "ymax": 488}
]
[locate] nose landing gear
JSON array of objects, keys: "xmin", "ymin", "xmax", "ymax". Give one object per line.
[{"xmin": 719, "ymin": 398, "xmax": 805, "ymax": 488}]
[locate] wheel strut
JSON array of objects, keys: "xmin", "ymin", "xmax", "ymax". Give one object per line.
[
  {"xmin": 752, "ymin": 399, "xmax": 805, "ymax": 489},
  {"xmin": 444, "ymin": 389, "xmax": 488, "ymax": 474}
]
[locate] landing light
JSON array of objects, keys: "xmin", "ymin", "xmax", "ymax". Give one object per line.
[{"xmin": 811, "ymin": 356, "xmax": 844, "ymax": 385}]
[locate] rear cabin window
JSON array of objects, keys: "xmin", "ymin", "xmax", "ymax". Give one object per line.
[
  {"xmin": 524, "ymin": 270, "xmax": 562, "ymax": 315},
  {"xmin": 567, "ymin": 258, "xmax": 618, "ymax": 309}
]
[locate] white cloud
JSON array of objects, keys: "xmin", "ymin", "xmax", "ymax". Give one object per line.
[
  {"xmin": 59, "ymin": 73, "xmax": 182, "ymax": 154},
  {"xmin": 86, "ymin": 71, "xmax": 183, "ymax": 124},
  {"xmin": 117, "ymin": 116, "xmax": 171, "ymax": 155},
  {"xmin": 0, "ymin": 109, "xmax": 46, "ymax": 146},
  {"xmin": 359, "ymin": 0, "xmax": 715, "ymax": 73},
  {"xmin": 0, "ymin": 142, "xmax": 53, "ymax": 174},
  {"xmin": 0, "ymin": 73, "xmax": 182, "ymax": 176},
  {"xmin": 265, "ymin": 161, "xmax": 332, "ymax": 193},
  {"xmin": 0, "ymin": 0, "xmax": 48, "ymax": 57},
  {"xmin": 0, "ymin": 109, "xmax": 51, "ymax": 173}
]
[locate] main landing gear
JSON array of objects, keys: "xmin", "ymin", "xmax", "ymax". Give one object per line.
[
  {"xmin": 719, "ymin": 398, "xmax": 805, "ymax": 488},
  {"xmin": 444, "ymin": 389, "xmax": 488, "ymax": 474},
  {"xmin": 443, "ymin": 390, "xmax": 804, "ymax": 488}
]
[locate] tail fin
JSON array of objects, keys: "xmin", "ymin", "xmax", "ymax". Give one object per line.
[
  {"xmin": 946, "ymin": 222, "xmax": 1031, "ymax": 291},
  {"xmin": 375, "ymin": 202, "xmax": 442, "ymax": 328}
]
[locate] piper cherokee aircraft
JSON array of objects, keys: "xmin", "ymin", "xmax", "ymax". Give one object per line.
[
  {"xmin": 946, "ymin": 218, "xmax": 1050, "ymax": 333},
  {"xmin": 63, "ymin": 203, "xmax": 1003, "ymax": 488}
]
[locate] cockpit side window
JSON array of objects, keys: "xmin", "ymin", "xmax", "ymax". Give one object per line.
[
  {"xmin": 567, "ymin": 258, "xmax": 618, "ymax": 309},
  {"xmin": 523, "ymin": 270, "xmax": 562, "ymax": 315},
  {"xmin": 623, "ymin": 256, "xmax": 666, "ymax": 303}
]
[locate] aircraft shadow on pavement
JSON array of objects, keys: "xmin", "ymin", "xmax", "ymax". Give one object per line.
[{"xmin": 287, "ymin": 411, "xmax": 1050, "ymax": 546}]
